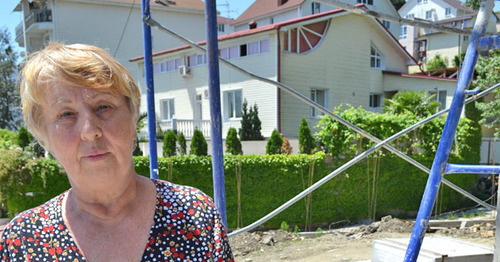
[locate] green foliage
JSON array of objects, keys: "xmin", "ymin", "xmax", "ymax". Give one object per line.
[
  {"xmin": 17, "ymin": 126, "xmax": 32, "ymax": 149},
  {"xmin": 464, "ymin": 0, "xmax": 480, "ymax": 10},
  {"xmin": 453, "ymin": 51, "xmax": 466, "ymax": 67},
  {"xmin": 298, "ymin": 118, "xmax": 315, "ymax": 154},
  {"xmin": 383, "ymin": 91, "xmax": 440, "ymax": 117},
  {"xmin": 177, "ymin": 132, "xmax": 187, "ymax": 155},
  {"xmin": 190, "ymin": 129, "xmax": 208, "ymax": 156},
  {"xmin": 280, "ymin": 221, "xmax": 290, "ymax": 232},
  {"xmin": 225, "ymin": 127, "xmax": 242, "ymax": 155},
  {"xmin": 426, "ymin": 54, "xmax": 448, "ymax": 71},
  {"xmin": 136, "ymin": 112, "xmax": 147, "ymax": 133},
  {"xmin": 316, "ymin": 105, "xmax": 480, "ymax": 160},
  {"xmin": 0, "ymin": 28, "xmax": 21, "ymax": 130},
  {"xmin": 239, "ymin": 100, "xmax": 264, "ymax": 141},
  {"xmin": 0, "ymin": 129, "xmax": 17, "ymax": 150},
  {"xmin": 474, "ymin": 49, "xmax": 500, "ymax": 138},
  {"xmin": 0, "ymin": 147, "xmax": 70, "ymax": 218},
  {"xmin": 266, "ymin": 129, "xmax": 283, "ymax": 154},
  {"xmin": 163, "ymin": 130, "xmax": 177, "ymax": 157}
]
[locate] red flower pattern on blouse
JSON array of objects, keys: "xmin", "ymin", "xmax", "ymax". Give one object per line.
[{"xmin": 0, "ymin": 179, "xmax": 233, "ymax": 261}]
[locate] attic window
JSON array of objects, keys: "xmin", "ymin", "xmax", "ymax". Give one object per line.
[
  {"xmin": 155, "ymin": 0, "xmax": 176, "ymax": 6},
  {"xmin": 249, "ymin": 21, "xmax": 257, "ymax": 29},
  {"xmin": 278, "ymin": 0, "xmax": 289, "ymax": 6}
]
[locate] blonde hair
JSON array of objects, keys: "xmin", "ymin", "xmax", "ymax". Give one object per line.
[{"xmin": 19, "ymin": 42, "xmax": 141, "ymax": 147}]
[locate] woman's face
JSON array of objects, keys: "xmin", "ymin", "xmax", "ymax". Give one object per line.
[{"xmin": 40, "ymin": 83, "xmax": 137, "ymax": 192}]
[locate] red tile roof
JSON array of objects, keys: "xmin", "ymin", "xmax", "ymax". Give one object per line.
[
  {"xmin": 217, "ymin": 16, "xmax": 235, "ymax": 24},
  {"xmin": 234, "ymin": 0, "xmax": 305, "ymax": 24}
]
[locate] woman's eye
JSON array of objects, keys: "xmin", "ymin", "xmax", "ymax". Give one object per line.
[
  {"xmin": 97, "ymin": 105, "xmax": 111, "ymax": 111},
  {"xmin": 59, "ymin": 111, "xmax": 75, "ymax": 118}
]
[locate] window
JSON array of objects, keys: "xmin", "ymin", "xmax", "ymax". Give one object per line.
[
  {"xmin": 400, "ymin": 25, "xmax": 407, "ymax": 39},
  {"xmin": 160, "ymin": 99, "xmax": 175, "ymax": 120},
  {"xmin": 370, "ymin": 45, "xmax": 383, "ymax": 69},
  {"xmin": 195, "ymin": 94, "xmax": 203, "ymax": 120},
  {"xmin": 218, "ymin": 23, "xmax": 225, "ymax": 33},
  {"xmin": 382, "ymin": 20, "xmax": 391, "ymax": 29},
  {"xmin": 445, "ymin": 7, "xmax": 451, "ymax": 16},
  {"xmin": 417, "ymin": 0, "xmax": 421, "ymax": 3},
  {"xmin": 229, "ymin": 46, "xmax": 239, "ymax": 59},
  {"xmin": 425, "ymin": 10, "xmax": 432, "ymax": 20},
  {"xmin": 240, "ymin": 44, "xmax": 248, "ymax": 57},
  {"xmin": 248, "ymin": 41, "xmax": 259, "ymax": 55},
  {"xmin": 312, "ymin": 2, "xmax": 321, "ymax": 14},
  {"xmin": 270, "ymin": 18, "xmax": 274, "ymax": 24},
  {"xmin": 429, "ymin": 90, "xmax": 447, "ymax": 111},
  {"xmin": 405, "ymin": 14, "xmax": 414, "ymax": 19},
  {"xmin": 260, "ymin": 40, "xmax": 270, "ymax": 53},
  {"xmin": 225, "ymin": 90, "xmax": 242, "ymax": 119},
  {"xmin": 369, "ymin": 94, "xmax": 382, "ymax": 108},
  {"xmin": 311, "ymin": 89, "xmax": 328, "ymax": 118},
  {"xmin": 219, "ymin": 48, "xmax": 228, "ymax": 59},
  {"xmin": 357, "ymin": 0, "xmax": 373, "ymax": 5},
  {"xmin": 464, "ymin": 35, "xmax": 469, "ymax": 42}
]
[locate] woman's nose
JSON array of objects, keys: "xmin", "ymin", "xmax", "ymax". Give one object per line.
[{"xmin": 80, "ymin": 111, "xmax": 102, "ymax": 141}]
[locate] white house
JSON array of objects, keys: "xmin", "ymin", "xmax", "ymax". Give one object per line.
[
  {"xmin": 130, "ymin": 7, "xmax": 459, "ymax": 139},
  {"xmin": 232, "ymin": 0, "xmax": 402, "ymax": 38},
  {"xmin": 13, "ymin": 0, "xmax": 209, "ymax": 82},
  {"xmin": 398, "ymin": 0, "xmax": 499, "ymax": 66}
]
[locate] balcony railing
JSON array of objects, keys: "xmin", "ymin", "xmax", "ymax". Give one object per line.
[
  {"xmin": 157, "ymin": 118, "xmax": 211, "ymax": 138},
  {"xmin": 15, "ymin": 23, "xmax": 23, "ymax": 40},
  {"xmin": 25, "ymin": 8, "xmax": 52, "ymax": 29}
]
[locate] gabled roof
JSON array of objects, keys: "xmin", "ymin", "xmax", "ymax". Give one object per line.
[
  {"xmin": 399, "ymin": 0, "xmax": 476, "ymax": 14},
  {"xmin": 234, "ymin": 0, "xmax": 305, "ymax": 25},
  {"xmin": 131, "ymin": 4, "xmax": 417, "ymax": 66},
  {"xmin": 217, "ymin": 16, "xmax": 235, "ymax": 24}
]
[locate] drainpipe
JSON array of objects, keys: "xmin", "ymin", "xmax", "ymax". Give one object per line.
[{"xmin": 277, "ymin": 26, "xmax": 282, "ymax": 133}]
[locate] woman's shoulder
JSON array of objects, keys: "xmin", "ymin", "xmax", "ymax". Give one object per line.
[
  {"xmin": 152, "ymin": 179, "xmax": 216, "ymax": 212},
  {"xmin": 1, "ymin": 192, "xmax": 65, "ymax": 237}
]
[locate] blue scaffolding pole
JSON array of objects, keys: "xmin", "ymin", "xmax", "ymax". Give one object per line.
[
  {"xmin": 404, "ymin": 0, "xmax": 498, "ymax": 260},
  {"xmin": 204, "ymin": 0, "xmax": 227, "ymax": 227},
  {"xmin": 141, "ymin": 0, "xmax": 159, "ymax": 179}
]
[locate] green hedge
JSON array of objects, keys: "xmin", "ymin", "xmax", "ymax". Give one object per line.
[{"xmin": 1, "ymin": 150, "xmax": 475, "ymax": 229}]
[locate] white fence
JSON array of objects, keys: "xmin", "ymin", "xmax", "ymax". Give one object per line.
[{"xmin": 157, "ymin": 118, "xmax": 211, "ymax": 138}]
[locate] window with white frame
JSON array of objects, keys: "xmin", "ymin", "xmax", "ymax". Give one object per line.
[
  {"xmin": 382, "ymin": 20, "xmax": 391, "ymax": 29},
  {"xmin": 429, "ymin": 90, "xmax": 447, "ymax": 111},
  {"xmin": 194, "ymin": 94, "xmax": 203, "ymax": 120},
  {"xmin": 225, "ymin": 90, "xmax": 242, "ymax": 119},
  {"xmin": 445, "ymin": 7, "xmax": 451, "ymax": 16},
  {"xmin": 369, "ymin": 94, "xmax": 382, "ymax": 108},
  {"xmin": 218, "ymin": 23, "xmax": 225, "ymax": 33},
  {"xmin": 312, "ymin": 2, "xmax": 321, "ymax": 14},
  {"xmin": 370, "ymin": 45, "xmax": 384, "ymax": 69},
  {"xmin": 310, "ymin": 89, "xmax": 328, "ymax": 118},
  {"xmin": 405, "ymin": 14, "xmax": 414, "ymax": 19},
  {"xmin": 160, "ymin": 99, "xmax": 175, "ymax": 120},
  {"xmin": 400, "ymin": 25, "xmax": 407, "ymax": 39},
  {"xmin": 357, "ymin": 0, "xmax": 373, "ymax": 5},
  {"xmin": 425, "ymin": 10, "xmax": 432, "ymax": 20}
]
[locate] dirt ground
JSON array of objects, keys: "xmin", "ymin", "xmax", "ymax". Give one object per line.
[{"xmin": 228, "ymin": 212, "xmax": 496, "ymax": 262}]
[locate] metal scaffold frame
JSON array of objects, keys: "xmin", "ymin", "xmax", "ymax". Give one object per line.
[{"xmin": 140, "ymin": 0, "xmax": 500, "ymax": 260}]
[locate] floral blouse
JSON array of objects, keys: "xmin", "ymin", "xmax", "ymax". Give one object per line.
[{"xmin": 0, "ymin": 179, "xmax": 233, "ymax": 261}]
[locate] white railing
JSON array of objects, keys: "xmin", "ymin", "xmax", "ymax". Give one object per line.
[{"xmin": 158, "ymin": 118, "xmax": 211, "ymax": 138}]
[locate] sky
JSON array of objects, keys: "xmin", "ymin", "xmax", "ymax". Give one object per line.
[{"xmin": 0, "ymin": 0, "xmax": 498, "ymax": 55}]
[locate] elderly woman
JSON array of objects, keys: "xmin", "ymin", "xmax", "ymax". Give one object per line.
[{"xmin": 0, "ymin": 43, "xmax": 233, "ymax": 261}]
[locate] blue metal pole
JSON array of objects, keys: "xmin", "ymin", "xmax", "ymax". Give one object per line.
[
  {"xmin": 476, "ymin": 35, "xmax": 500, "ymax": 51},
  {"xmin": 141, "ymin": 0, "xmax": 159, "ymax": 179},
  {"xmin": 445, "ymin": 163, "xmax": 500, "ymax": 175},
  {"xmin": 204, "ymin": 0, "xmax": 227, "ymax": 226},
  {"xmin": 404, "ymin": 1, "xmax": 494, "ymax": 260}
]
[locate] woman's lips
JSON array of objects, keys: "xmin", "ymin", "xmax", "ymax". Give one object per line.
[{"xmin": 83, "ymin": 152, "xmax": 109, "ymax": 161}]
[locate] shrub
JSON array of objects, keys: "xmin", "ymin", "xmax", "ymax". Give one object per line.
[
  {"xmin": 266, "ymin": 129, "xmax": 283, "ymax": 154},
  {"xmin": 226, "ymin": 127, "xmax": 242, "ymax": 155},
  {"xmin": 17, "ymin": 126, "xmax": 31, "ymax": 149},
  {"xmin": 190, "ymin": 129, "xmax": 208, "ymax": 156},
  {"xmin": 281, "ymin": 136, "xmax": 293, "ymax": 155},
  {"xmin": 163, "ymin": 130, "xmax": 177, "ymax": 157},
  {"xmin": 298, "ymin": 118, "xmax": 315, "ymax": 154},
  {"xmin": 133, "ymin": 138, "xmax": 143, "ymax": 156},
  {"xmin": 426, "ymin": 54, "xmax": 448, "ymax": 71},
  {"xmin": 0, "ymin": 129, "xmax": 18, "ymax": 150},
  {"xmin": 239, "ymin": 100, "xmax": 264, "ymax": 140},
  {"xmin": 177, "ymin": 132, "xmax": 187, "ymax": 155}
]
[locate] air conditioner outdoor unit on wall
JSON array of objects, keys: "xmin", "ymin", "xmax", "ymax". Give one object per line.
[{"xmin": 179, "ymin": 65, "xmax": 190, "ymax": 77}]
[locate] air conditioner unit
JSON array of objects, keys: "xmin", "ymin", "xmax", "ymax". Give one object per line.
[{"xmin": 179, "ymin": 65, "xmax": 190, "ymax": 77}]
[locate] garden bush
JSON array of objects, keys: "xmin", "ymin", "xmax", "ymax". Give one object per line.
[
  {"xmin": 163, "ymin": 130, "xmax": 177, "ymax": 157},
  {"xmin": 225, "ymin": 127, "xmax": 242, "ymax": 155},
  {"xmin": 298, "ymin": 118, "xmax": 315, "ymax": 154},
  {"xmin": 266, "ymin": 129, "xmax": 283, "ymax": 154},
  {"xmin": 190, "ymin": 129, "xmax": 208, "ymax": 156},
  {"xmin": 177, "ymin": 132, "xmax": 187, "ymax": 155}
]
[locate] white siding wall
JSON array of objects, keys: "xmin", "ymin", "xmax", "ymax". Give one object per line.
[
  {"xmin": 137, "ymin": 31, "xmax": 278, "ymax": 138},
  {"xmin": 54, "ymin": 1, "xmax": 206, "ymax": 82},
  {"xmin": 280, "ymin": 14, "xmax": 410, "ymax": 137}
]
